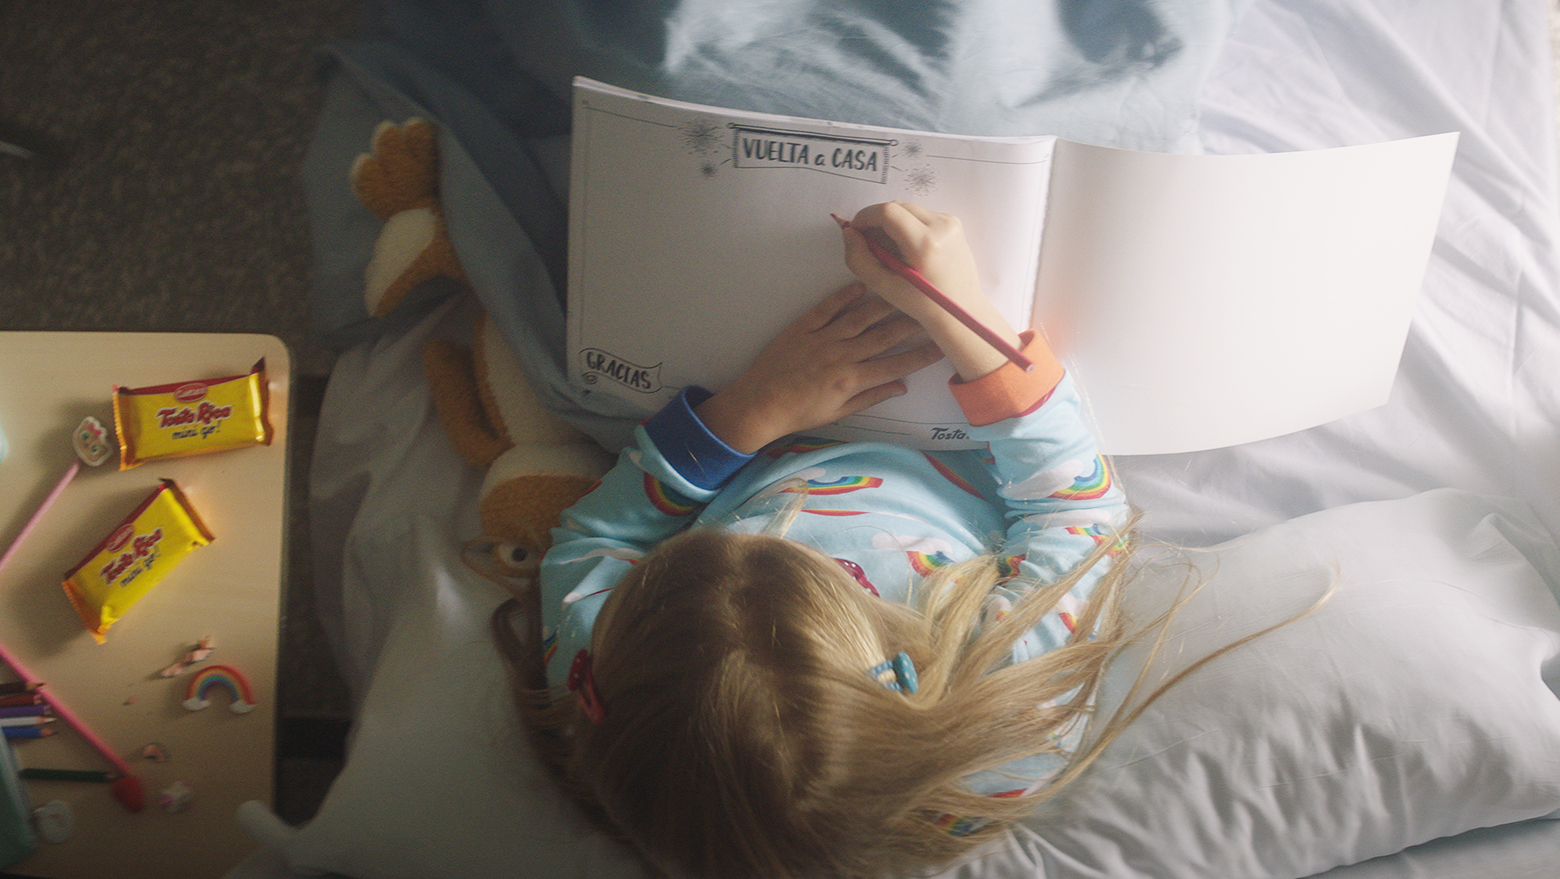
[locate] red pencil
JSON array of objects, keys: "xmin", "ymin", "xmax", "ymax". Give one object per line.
[{"xmin": 833, "ymin": 214, "xmax": 1034, "ymax": 373}]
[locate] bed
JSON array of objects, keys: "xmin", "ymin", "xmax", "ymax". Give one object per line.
[{"xmin": 228, "ymin": 0, "xmax": 1560, "ymax": 876}]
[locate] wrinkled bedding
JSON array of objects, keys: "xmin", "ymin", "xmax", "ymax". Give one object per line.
[{"xmin": 227, "ymin": 0, "xmax": 1560, "ymax": 876}]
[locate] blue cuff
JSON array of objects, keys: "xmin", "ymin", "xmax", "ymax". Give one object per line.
[{"xmin": 642, "ymin": 387, "xmax": 755, "ymax": 491}]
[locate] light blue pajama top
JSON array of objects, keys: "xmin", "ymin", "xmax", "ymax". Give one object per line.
[{"xmin": 539, "ymin": 363, "xmax": 1128, "ymax": 805}]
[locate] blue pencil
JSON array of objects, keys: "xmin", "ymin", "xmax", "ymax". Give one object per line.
[{"xmin": 4, "ymin": 726, "xmax": 55, "ymax": 739}]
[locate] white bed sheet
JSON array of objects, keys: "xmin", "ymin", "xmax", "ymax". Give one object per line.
[
  {"xmin": 1117, "ymin": 0, "xmax": 1560, "ymax": 547},
  {"xmin": 231, "ymin": 0, "xmax": 1560, "ymax": 876}
]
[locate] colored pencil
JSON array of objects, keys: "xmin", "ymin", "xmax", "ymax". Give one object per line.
[
  {"xmin": 0, "ymin": 681, "xmax": 42, "ymax": 696},
  {"xmin": 4, "ymin": 726, "xmax": 55, "ymax": 739},
  {"xmin": 0, "ymin": 637, "xmax": 144, "ymax": 811},
  {"xmin": 832, "ymin": 214, "xmax": 1034, "ymax": 373},
  {"xmin": 0, "ymin": 460, "xmax": 81, "ymax": 577},
  {"xmin": 0, "ymin": 704, "xmax": 50, "ymax": 719},
  {"xmin": 0, "ymin": 716, "xmax": 53, "ymax": 728},
  {"xmin": 20, "ymin": 767, "xmax": 121, "ymax": 783}
]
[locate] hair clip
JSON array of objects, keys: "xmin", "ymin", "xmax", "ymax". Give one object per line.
[
  {"xmin": 834, "ymin": 556, "xmax": 879, "ymax": 596},
  {"xmin": 870, "ymin": 651, "xmax": 918, "ymax": 694},
  {"xmin": 567, "ymin": 650, "xmax": 607, "ymax": 725}
]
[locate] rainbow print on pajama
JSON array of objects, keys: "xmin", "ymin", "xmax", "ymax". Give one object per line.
[
  {"xmin": 643, "ymin": 473, "xmax": 698, "ymax": 516},
  {"xmin": 908, "ymin": 550, "xmax": 954, "ymax": 576},
  {"xmin": 996, "ymin": 554, "xmax": 1027, "ymax": 579},
  {"xmin": 1048, "ymin": 456, "xmax": 1113, "ymax": 500},
  {"xmin": 780, "ymin": 475, "xmax": 883, "ymax": 495}
]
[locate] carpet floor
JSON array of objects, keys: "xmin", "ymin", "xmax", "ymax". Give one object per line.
[{"xmin": 2, "ymin": 0, "xmax": 362, "ymax": 825}]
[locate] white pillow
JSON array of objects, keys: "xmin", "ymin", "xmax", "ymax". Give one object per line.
[
  {"xmin": 998, "ymin": 489, "xmax": 1560, "ymax": 879},
  {"xmin": 269, "ymin": 491, "xmax": 1560, "ymax": 879},
  {"xmin": 272, "ymin": 516, "xmax": 648, "ymax": 879}
]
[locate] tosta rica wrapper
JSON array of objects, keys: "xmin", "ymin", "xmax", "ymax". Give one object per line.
[
  {"xmin": 111, "ymin": 360, "xmax": 272, "ymax": 469},
  {"xmin": 62, "ymin": 480, "xmax": 214, "ymax": 642}
]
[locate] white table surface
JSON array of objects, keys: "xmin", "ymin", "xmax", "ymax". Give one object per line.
[{"xmin": 0, "ymin": 332, "xmax": 289, "ymax": 879}]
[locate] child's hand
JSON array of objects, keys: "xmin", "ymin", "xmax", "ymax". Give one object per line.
[
  {"xmin": 695, "ymin": 284, "xmax": 943, "ymax": 453},
  {"xmin": 841, "ymin": 201, "xmax": 1022, "ymax": 381}
]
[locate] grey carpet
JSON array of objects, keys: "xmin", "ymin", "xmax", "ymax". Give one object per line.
[{"xmin": 1, "ymin": 0, "xmax": 362, "ymax": 824}]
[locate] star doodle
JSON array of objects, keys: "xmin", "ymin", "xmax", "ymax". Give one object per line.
[{"xmin": 681, "ymin": 117, "xmax": 724, "ymax": 157}]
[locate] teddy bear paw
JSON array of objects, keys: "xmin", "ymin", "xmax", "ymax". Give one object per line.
[
  {"xmin": 351, "ymin": 118, "xmax": 469, "ymax": 317},
  {"xmin": 350, "ymin": 118, "xmax": 440, "ymax": 219}
]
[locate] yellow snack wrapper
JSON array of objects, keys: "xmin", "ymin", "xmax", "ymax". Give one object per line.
[
  {"xmin": 63, "ymin": 480, "xmax": 214, "ymax": 643},
  {"xmin": 112, "ymin": 359, "xmax": 272, "ymax": 469}
]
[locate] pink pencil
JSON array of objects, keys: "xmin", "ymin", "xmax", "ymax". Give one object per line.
[
  {"xmin": 0, "ymin": 637, "xmax": 144, "ymax": 811},
  {"xmin": 0, "ymin": 460, "xmax": 144, "ymax": 810},
  {"xmin": 0, "ymin": 460, "xmax": 79, "ymax": 576},
  {"xmin": 833, "ymin": 214, "xmax": 1034, "ymax": 373}
]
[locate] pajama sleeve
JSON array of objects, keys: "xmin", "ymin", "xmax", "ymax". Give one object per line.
[
  {"xmin": 955, "ymin": 334, "xmax": 1130, "ymax": 664},
  {"xmin": 538, "ymin": 387, "xmax": 754, "ymax": 686}
]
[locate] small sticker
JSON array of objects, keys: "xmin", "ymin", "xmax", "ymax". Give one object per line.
[
  {"xmin": 72, "ymin": 416, "xmax": 113, "ymax": 466},
  {"xmin": 32, "ymin": 800, "xmax": 73, "ymax": 844},
  {"xmin": 158, "ymin": 781, "xmax": 195, "ymax": 813},
  {"xmin": 159, "ymin": 635, "xmax": 216, "ymax": 677}
]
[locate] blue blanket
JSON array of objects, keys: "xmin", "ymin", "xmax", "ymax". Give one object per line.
[{"xmin": 303, "ymin": 0, "xmax": 1249, "ymax": 450}]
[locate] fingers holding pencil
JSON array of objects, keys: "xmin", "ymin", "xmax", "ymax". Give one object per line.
[
  {"xmin": 840, "ymin": 202, "xmax": 981, "ymax": 315},
  {"xmin": 836, "ymin": 202, "xmax": 1032, "ymax": 381}
]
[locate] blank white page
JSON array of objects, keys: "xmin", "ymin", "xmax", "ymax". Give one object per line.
[{"xmin": 1033, "ymin": 133, "xmax": 1458, "ymax": 455}]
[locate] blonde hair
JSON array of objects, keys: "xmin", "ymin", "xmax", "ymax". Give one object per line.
[{"xmin": 492, "ymin": 523, "xmax": 1150, "ymax": 879}]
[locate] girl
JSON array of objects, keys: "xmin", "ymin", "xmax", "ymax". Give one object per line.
[{"xmin": 494, "ymin": 201, "xmax": 1136, "ymax": 879}]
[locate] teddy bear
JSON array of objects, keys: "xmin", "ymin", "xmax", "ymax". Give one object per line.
[{"xmin": 350, "ymin": 118, "xmax": 612, "ymax": 576}]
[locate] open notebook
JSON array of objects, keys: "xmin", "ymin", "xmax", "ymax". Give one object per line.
[{"xmin": 567, "ymin": 77, "xmax": 1457, "ymax": 454}]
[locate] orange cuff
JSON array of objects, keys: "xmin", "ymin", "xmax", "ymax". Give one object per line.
[{"xmin": 948, "ymin": 331, "xmax": 1065, "ymax": 426}]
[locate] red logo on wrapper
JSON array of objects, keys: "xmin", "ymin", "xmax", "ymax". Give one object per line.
[
  {"xmin": 173, "ymin": 383, "xmax": 207, "ymax": 403},
  {"xmin": 99, "ymin": 527, "xmax": 164, "ymax": 586},
  {"xmin": 107, "ymin": 525, "xmax": 135, "ymax": 553}
]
